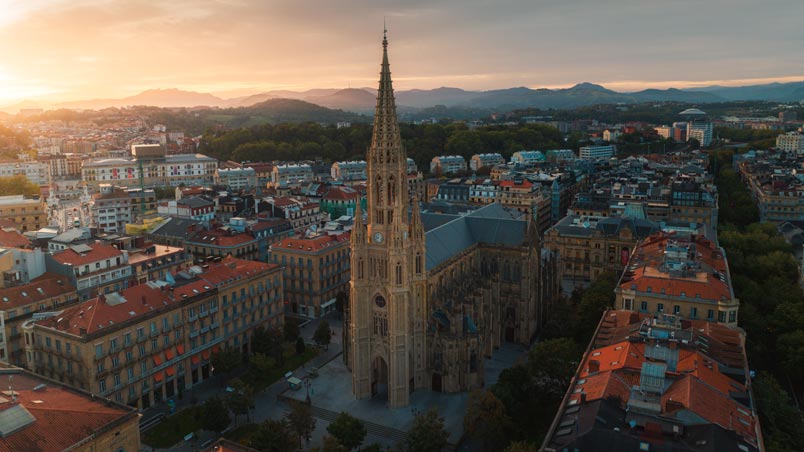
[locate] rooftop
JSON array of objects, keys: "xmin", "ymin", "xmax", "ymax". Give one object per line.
[
  {"xmin": 0, "ymin": 273, "xmax": 76, "ymax": 310},
  {"xmin": 543, "ymin": 310, "xmax": 760, "ymax": 452},
  {"xmin": 0, "ymin": 366, "xmax": 136, "ymax": 452},
  {"xmin": 271, "ymin": 232, "xmax": 350, "ymax": 254},
  {"xmin": 50, "ymin": 243, "xmax": 123, "ymax": 267}
]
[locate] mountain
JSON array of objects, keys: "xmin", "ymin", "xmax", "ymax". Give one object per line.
[
  {"xmin": 307, "ymin": 88, "xmax": 377, "ymax": 112},
  {"xmin": 228, "ymin": 98, "xmax": 367, "ymax": 124},
  {"xmin": 55, "ymin": 89, "xmax": 224, "ymax": 110},
  {"xmin": 685, "ymin": 81, "xmax": 804, "ymax": 101},
  {"xmin": 396, "ymin": 87, "xmax": 476, "ymax": 108},
  {"xmin": 0, "ymin": 99, "xmax": 46, "ymax": 114},
  {"xmin": 628, "ymin": 88, "xmax": 722, "ymax": 103}
]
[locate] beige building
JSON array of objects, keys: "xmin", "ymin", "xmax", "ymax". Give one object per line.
[
  {"xmin": 0, "ymin": 273, "xmax": 78, "ymax": 366},
  {"xmin": 0, "ymin": 195, "xmax": 46, "ymax": 232},
  {"xmin": 616, "ymin": 232, "xmax": 739, "ymax": 325},
  {"xmin": 270, "ymin": 233, "xmax": 350, "ymax": 318},
  {"xmin": 127, "ymin": 245, "xmax": 191, "ymax": 285},
  {"xmin": 544, "ymin": 215, "xmax": 660, "ymax": 288},
  {"xmin": 345, "ymin": 36, "xmax": 557, "ymax": 409},
  {"xmin": 0, "ymin": 366, "xmax": 140, "ymax": 452},
  {"xmin": 25, "ymin": 257, "xmax": 284, "ymax": 409}
]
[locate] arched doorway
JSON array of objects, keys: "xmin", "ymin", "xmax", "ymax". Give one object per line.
[{"xmin": 371, "ymin": 356, "xmax": 388, "ymax": 400}]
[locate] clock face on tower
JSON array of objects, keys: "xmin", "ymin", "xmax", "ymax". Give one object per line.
[{"xmin": 373, "ymin": 232, "xmax": 384, "ymax": 243}]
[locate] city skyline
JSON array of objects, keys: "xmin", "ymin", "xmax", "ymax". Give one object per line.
[{"xmin": 1, "ymin": 0, "xmax": 803, "ymax": 104}]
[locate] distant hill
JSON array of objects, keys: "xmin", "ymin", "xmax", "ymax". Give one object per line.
[
  {"xmin": 8, "ymin": 80, "xmax": 804, "ymax": 117},
  {"xmin": 55, "ymin": 88, "xmax": 224, "ymax": 110},
  {"xmin": 686, "ymin": 81, "xmax": 804, "ymax": 101},
  {"xmin": 234, "ymin": 98, "xmax": 368, "ymax": 124}
]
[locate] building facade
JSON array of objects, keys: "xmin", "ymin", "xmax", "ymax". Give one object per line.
[
  {"xmin": 270, "ymin": 233, "xmax": 350, "ymax": 318},
  {"xmin": 579, "ymin": 144, "xmax": 616, "ymax": 160},
  {"xmin": 430, "ymin": 155, "xmax": 467, "ymax": 175},
  {"xmin": 25, "ymin": 257, "xmax": 284, "ymax": 410},
  {"xmin": 470, "ymin": 153, "xmax": 505, "ymax": 171},
  {"xmin": 776, "ymin": 131, "xmax": 804, "ymax": 153},
  {"xmin": 0, "ymin": 195, "xmax": 46, "ymax": 232},
  {"xmin": 81, "ymin": 154, "xmax": 218, "ymax": 188}
]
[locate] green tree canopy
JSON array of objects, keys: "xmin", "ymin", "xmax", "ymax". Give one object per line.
[
  {"xmin": 250, "ymin": 419, "xmax": 297, "ymax": 452},
  {"xmin": 314, "ymin": 320, "xmax": 332, "ymax": 350},
  {"xmin": 402, "ymin": 407, "xmax": 449, "ymax": 452},
  {"xmin": 201, "ymin": 397, "xmax": 230, "ymax": 433},
  {"xmin": 463, "ymin": 389, "xmax": 511, "ymax": 451},
  {"xmin": 326, "ymin": 412, "xmax": 367, "ymax": 451}
]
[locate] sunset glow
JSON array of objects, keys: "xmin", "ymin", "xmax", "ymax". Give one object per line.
[{"xmin": 0, "ymin": 0, "xmax": 802, "ymax": 105}]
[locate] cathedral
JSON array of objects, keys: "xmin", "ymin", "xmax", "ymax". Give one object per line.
[{"xmin": 345, "ymin": 32, "xmax": 558, "ymax": 408}]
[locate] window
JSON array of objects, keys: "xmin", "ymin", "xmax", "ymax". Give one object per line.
[
  {"xmin": 111, "ymin": 356, "xmax": 119, "ymax": 368},
  {"xmin": 95, "ymin": 343, "xmax": 104, "ymax": 358},
  {"xmin": 673, "ymin": 305, "xmax": 680, "ymax": 315},
  {"xmin": 729, "ymin": 311, "xmax": 737, "ymax": 323},
  {"xmin": 691, "ymin": 307, "xmax": 698, "ymax": 318},
  {"xmin": 137, "ymin": 327, "xmax": 144, "ymax": 339},
  {"xmin": 657, "ymin": 303, "xmax": 664, "ymax": 312},
  {"xmin": 123, "ymin": 332, "xmax": 131, "ymax": 346},
  {"xmin": 718, "ymin": 311, "xmax": 727, "ymax": 323},
  {"xmin": 707, "ymin": 309, "xmax": 714, "ymax": 320},
  {"xmin": 97, "ymin": 362, "xmax": 105, "ymax": 373},
  {"xmin": 99, "ymin": 379, "xmax": 107, "ymax": 392},
  {"xmin": 126, "ymin": 350, "xmax": 133, "ymax": 362},
  {"xmin": 640, "ymin": 301, "xmax": 648, "ymax": 312},
  {"xmin": 110, "ymin": 338, "xmax": 118, "ymax": 351}
]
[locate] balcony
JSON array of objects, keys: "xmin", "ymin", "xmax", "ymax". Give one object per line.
[
  {"xmin": 189, "ymin": 331, "xmax": 199, "ymax": 339},
  {"xmin": 199, "ymin": 311, "xmax": 209, "ymax": 318},
  {"xmin": 149, "ymin": 330, "xmax": 159, "ymax": 338}
]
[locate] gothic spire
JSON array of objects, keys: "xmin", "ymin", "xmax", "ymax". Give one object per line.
[{"xmin": 370, "ymin": 29, "xmax": 402, "ymax": 162}]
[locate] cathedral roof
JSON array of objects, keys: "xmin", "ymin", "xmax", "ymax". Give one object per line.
[{"xmin": 423, "ymin": 203, "xmax": 528, "ymax": 271}]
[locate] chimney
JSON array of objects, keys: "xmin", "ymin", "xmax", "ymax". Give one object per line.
[{"xmin": 588, "ymin": 359, "xmax": 600, "ymax": 373}]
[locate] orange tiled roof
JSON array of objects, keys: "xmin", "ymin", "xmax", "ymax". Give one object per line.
[
  {"xmin": 271, "ymin": 233, "xmax": 350, "ymax": 254},
  {"xmin": 0, "ymin": 370, "xmax": 133, "ymax": 452},
  {"xmin": 0, "ymin": 273, "xmax": 76, "ymax": 310},
  {"xmin": 0, "ymin": 227, "xmax": 30, "ymax": 248},
  {"xmin": 323, "ymin": 187, "xmax": 360, "ymax": 201},
  {"xmin": 51, "ymin": 243, "xmax": 123, "ymax": 267}
]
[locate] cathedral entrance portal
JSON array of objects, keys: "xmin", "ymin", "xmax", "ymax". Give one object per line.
[{"xmin": 371, "ymin": 356, "xmax": 389, "ymax": 400}]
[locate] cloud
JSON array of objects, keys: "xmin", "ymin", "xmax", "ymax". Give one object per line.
[{"xmin": 0, "ymin": 0, "xmax": 802, "ymax": 102}]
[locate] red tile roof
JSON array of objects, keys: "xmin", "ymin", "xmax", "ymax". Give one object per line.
[
  {"xmin": 0, "ymin": 227, "xmax": 29, "ymax": 248},
  {"xmin": 271, "ymin": 233, "xmax": 350, "ymax": 254},
  {"xmin": 323, "ymin": 187, "xmax": 360, "ymax": 201},
  {"xmin": 0, "ymin": 273, "xmax": 76, "ymax": 310},
  {"xmin": 0, "ymin": 369, "xmax": 135, "ymax": 452},
  {"xmin": 51, "ymin": 243, "xmax": 123, "ymax": 267}
]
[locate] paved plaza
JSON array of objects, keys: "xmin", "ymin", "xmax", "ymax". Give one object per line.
[{"xmin": 283, "ymin": 341, "xmax": 527, "ymax": 447}]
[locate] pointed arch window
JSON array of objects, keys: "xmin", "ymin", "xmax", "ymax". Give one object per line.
[
  {"xmin": 395, "ymin": 261, "xmax": 403, "ymax": 285},
  {"xmin": 415, "ymin": 252, "xmax": 422, "ymax": 275}
]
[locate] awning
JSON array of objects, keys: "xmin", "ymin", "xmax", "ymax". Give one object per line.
[
  {"xmin": 176, "ymin": 344, "xmax": 185, "ymax": 355},
  {"xmin": 211, "ymin": 344, "xmax": 221, "ymax": 354},
  {"xmin": 153, "ymin": 354, "xmax": 163, "ymax": 366},
  {"xmin": 165, "ymin": 348, "xmax": 175, "ymax": 360},
  {"xmin": 191, "ymin": 354, "xmax": 200, "ymax": 365},
  {"xmin": 166, "ymin": 366, "xmax": 176, "ymax": 377},
  {"xmin": 154, "ymin": 372, "xmax": 164, "ymax": 383},
  {"xmin": 201, "ymin": 350, "xmax": 211, "ymax": 360}
]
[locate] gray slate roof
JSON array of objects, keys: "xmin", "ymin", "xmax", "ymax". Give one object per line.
[{"xmin": 423, "ymin": 203, "xmax": 528, "ymax": 271}]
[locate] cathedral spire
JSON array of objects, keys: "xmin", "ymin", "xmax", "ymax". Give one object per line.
[{"xmin": 371, "ymin": 29, "xmax": 401, "ymax": 155}]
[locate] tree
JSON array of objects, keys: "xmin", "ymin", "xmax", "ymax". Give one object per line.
[
  {"xmin": 253, "ymin": 327, "xmax": 285, "ymax": 366},
  {"xmin": 201, "ymin": 397, "xmax": 230, "ymax": 433},
  {"xmin": 226, "ymin": 378, "xmax": 255, "ymax": 425},
  {"xmin": 287, "ymin": 400, "xmax": 316, "ymax": 448},
  {"xmin": 211, "ymin": 347, "xmax": 242, "ymax": 375},
  {"xmin": 314, "ymin": 320, "xmax": 332, "ymax": 350},
  {"xmin": 402, "ymin": 407, "xmax": 449, "ymax": 452},
  {"xmin": 0, "ymin": 175, "xmax": 40, "ymax": 197},
  {"xmin": 296, "ymin": 336, "xmax": 306, "ymax": 355},
  {"xmin": 312, "ymin": 435, "xmax": 348, "ymax": 452},
  {"xmin": 251, "ymin": 419, "xmax": 297, "ymax": 452},
  {"xmin": 284, "ymin": 319, "xmax": 300, "ymax": 342},
  {"xmin": 752, "ymin": 371, "xmax": 804, "ymax": 450},
  {"xmin": 463, "ymin": 389, "xmax": 511, "ymax": 451},
  {"xmin": 326, "ymin": 412, "xmax": 367, "ymax": 451}
]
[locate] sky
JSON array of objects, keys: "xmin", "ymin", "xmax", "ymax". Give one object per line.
[{"xmin": 0, "ymin": 0, "xmax": 803, "ymax": 104}]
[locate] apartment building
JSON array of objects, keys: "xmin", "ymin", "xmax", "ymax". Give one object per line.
[
  {"xmin": 25, "ymin": 257, "xmax": 284, "ymax": 409},
  {"xmin": 127, "ymin": 245, "xmax": 191, "ymax": 285},
  {"xmin": 0, "ymin": 273, "xmax": 78, "ymax": 366},
  {"xmin": 270, "ymin": 164, "xmax": 314, "ymax": 188},
  {"xmin": 579, "ymin": 144, "xmax": 616, "ymax": 160},
  {"xmin": 469, "ymin": 153, "xmax": 505, "ymax": 171},
  {"xmin": 81, "ymin": 153, "xmax": 218, "ymax": 188},
  {"xmin": 215, "ymin": 167, "xmax": 257, "ymax": 190},
  {"xmin": 776, "ymin": 131, "xmax": 804, "ymax": 153},
  {"xmin": 0, "ymin": 161, "xmax": 48, "ymax": 185},
  {"xmin": 270, "ymin": 233, "xmax": 350, "ymax": 318},
  {"xmin": 544, "ymin": 215, "xmax": 660, "ymax": 288},
  {"xmin": 430, "ymin": 155, "xmax": 467, "ymax": 175},
  {"xmin": 331, "ymin": 161, "xmax": 367, "ymax": 181},
  {"xmin": 543, "ymin": 310, "xmax": 762, "ymax": 452},
  {"xmin": 46, "ymin": 243, "xmax": 132, "ymax": 301},
  {"xmin": 0, "ymin": 366, "xmax": 141, "ymax": 452},
  {"xmin": 616, "ymin": 232, "xmax": 739, "ymax": 326},
  {"xmin": 0, "ymin": 195, "xmax": 46, "ymax": 232},
  {"xmin": 510, "ymin": 150, "xmax": 546, "ymax": 166}
]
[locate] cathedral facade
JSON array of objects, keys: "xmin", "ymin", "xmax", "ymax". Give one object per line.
[{"xmin": 346, "ymin": 34, "xmax": 558, "ymax": 408}]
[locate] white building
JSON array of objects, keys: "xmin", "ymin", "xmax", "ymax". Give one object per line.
[
  {"xmin": 0, "ymin": 161, "xmax": 48, "ymax": 185},
  {"xmin": 655, "ymin": 126, "xmax": 674, "ymax": 139},
  {"xmin": 579, "ymin": 144, "xmax": 616, "ymax": 160},
  {"xmin": 687, "ymin": 122, "xmax": 713, "ymax": 147},
  {"xmin": 81, "ymin": 153, "xmax": 218, "ymax": 187},
  {"xmin": 776, "ymin": 132, "xmax": 804, "ymax": 153},
  {"xmin": 215, "ymin": 167, "xmax": 257, "ymax": 190},
  {"xmin": 470, "ymin": 153, "xmax": 505, "ymax": 171},
  {"xmin": 407, "ymin": 158, "xmax": 417, "ymax": 174},
  {"xmin": 430, "ymin": 155, "xmax": 467, "ymax": 175},
  {"xmin": 546, "ymin": 149, "xmax": 576, "ymax": 162},
  {"xmin": 271, "ymin": 164, "xmax": 314, "ymax": 187},
  {"xmin": 331, "ymin": 161, "xmax": 367, "ymax": 181},
  {"xmin": 511, "ymin": 150, "xmax": 546, "ymax": 166}
]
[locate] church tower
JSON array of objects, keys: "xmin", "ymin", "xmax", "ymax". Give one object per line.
[{"xmin": 349, "ymin": 31, "xmax": 428, "ymax": 408}]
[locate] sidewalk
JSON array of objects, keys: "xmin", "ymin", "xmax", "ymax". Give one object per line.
[{"xmin": 144, "ymin": 315, "xmax": 344, "ymax": 451}]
